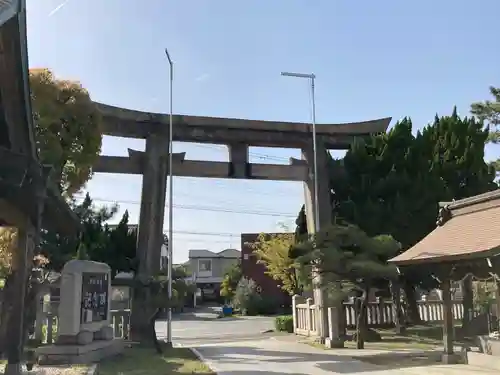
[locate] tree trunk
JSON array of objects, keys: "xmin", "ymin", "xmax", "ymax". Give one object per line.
[
  {"xmin": 150, "ymin": 308, "xmax": 162, "ymax": 354},
  {"xmin": 403, "ymin": 282, "xmax": 421, "ymax": 325},
  {"xmin": 129, "ymin": 285, "xmax": 155, "ymax": 345},
  {"xmin": 355, "ymin": 288, "xmax": 369, "ymax": 349},
  {"xmin": 390, "ymin": 280, "xmax": 405, "ymax": 334}
]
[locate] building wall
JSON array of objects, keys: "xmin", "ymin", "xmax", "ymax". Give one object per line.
[
  {"xmin": 187, "ymin": 253, "xmax": 239, "ymax": 303},
  {"xmin": 189, "ymin": 256, "xmax": 239, "ymax": 280},
  {"xmin": 241, "ymin": 233, "xmax": 290, "ymax": 306}
]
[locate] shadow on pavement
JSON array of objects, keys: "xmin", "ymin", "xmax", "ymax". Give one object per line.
[
  {"xmin": 202, "ymin": 345, "xmax": 446, "ymax": 373},
  {"xmin": 170, "ymin": 315, "xmax": 243, "ymax": 322}
]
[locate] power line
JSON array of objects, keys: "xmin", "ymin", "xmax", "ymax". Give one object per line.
[
  {"xmin": 188, "ymin": 143, "xmax": 293, "ymax": 163},
  {"xmin": 173, "ymin": 230, "xmax": 238, "ymax": 237},
  {"xmin": 73, "ymin": 195, "xmax": 298, "ymax": 218},
  {"xmin": 94, "ymin": 171, "xmax": 301, "ymax": 197}
]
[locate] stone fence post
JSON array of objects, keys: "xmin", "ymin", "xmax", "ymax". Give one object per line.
[
  {"xmin": 292, "ymin": 294, "xmax": 302, "ymax": 334},
  {"xmin": 306, "ymin": 298, "xmax": 313, "ymax": 336}
]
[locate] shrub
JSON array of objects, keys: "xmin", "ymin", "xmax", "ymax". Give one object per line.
[
  {"xmin": 233, "ymin": 277, "xmax": 262, "ymax": 316},
  {"xmin": 254, "ymin": 295, "xmax": 282, "ymax": 315},
  {"xmin": 274, "ymin": 315, "xmax": 293, "ymax": 333}
]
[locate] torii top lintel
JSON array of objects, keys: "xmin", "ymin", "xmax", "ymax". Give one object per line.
[{"xmin": 96, "ymin": 102, "xmax": 391, "ymax": 149}]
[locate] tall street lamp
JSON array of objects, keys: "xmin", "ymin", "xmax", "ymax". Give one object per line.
[
  {"xmin": 164, "ymin": 47, "xmax": 174, "ymax": 347},
  {"xmin": 280, "ymin": 72, "xmax": 319, "ymax": 232}
]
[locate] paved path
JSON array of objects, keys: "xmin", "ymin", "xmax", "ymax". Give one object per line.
[
  {"xmin": 155, "ymin": 306, "xmax": 275, "ymax": 346},
  {"xmin": 157, "ymin": 307, "xmax": 498, "ymax": 374},
  {"xmin": 193, "ymin": 337, "xmax": 499, "ymax": 375}
]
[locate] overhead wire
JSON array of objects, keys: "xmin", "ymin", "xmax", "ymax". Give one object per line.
[
  {"xmin": 187, "ymin": 143, "xmax": 293, "ymax": 163},
  {"xmin": 73, "ymin": 195, "xmax": 298, "ymax": 218},
  {"xmin": 85, "ymin": 144, "xmax": 302, "ymax": 243}
]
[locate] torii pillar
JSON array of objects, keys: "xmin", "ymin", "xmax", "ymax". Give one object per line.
[
  {"xmin": 129, "ymin": 133, "xmax": 168, "ymax": 339},
  {"xmin": 136, "ymin": 134, "xmax": 169, "ymax": 276},
  {"xmin": 302, "ymin": 138, "xmax": 344, "ymax": 347}
]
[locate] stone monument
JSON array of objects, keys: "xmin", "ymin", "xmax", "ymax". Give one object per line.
[{"xmin": 37, "ymin": 260, "xmax": 124, "ymax": 364}]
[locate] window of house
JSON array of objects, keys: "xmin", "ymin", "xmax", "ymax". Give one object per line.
[{"xmin": 198, "ymin": 259, "xmax": 212, "ymax": 272}]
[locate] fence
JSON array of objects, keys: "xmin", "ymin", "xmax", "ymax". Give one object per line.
[
  {"xmin": 36, "ymin": 309, "xmax": 131, "ymax": 344},
  {"xmin": 292, "ymin": 295, "xmax": 465, "ymax": 337},
  {"xmin": 344, "ymin": 298, "xmax": 464, "ymax": 327}
]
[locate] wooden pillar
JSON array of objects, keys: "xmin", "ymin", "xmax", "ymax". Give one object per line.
[
  {"xmin": 33, "ymin": 290, "xmax": 45, "ymax": 344},
  {"xmin": 5, "ymin": 225, "xmax": 34, "ymax": 375},
  {"xmin": 493, "ymin": 278, "xmax": 500, "ymax": 332},
  {"xmin": 441, "ymin": 277, "xmax": 460, "ymax": 364},
  {"xmin": 391, "ymin": 280, "xmax": 405, "ymax": 334},
  {"xmin": 461, "ymin": 275, "xmax": 473, "ymax": 332}
]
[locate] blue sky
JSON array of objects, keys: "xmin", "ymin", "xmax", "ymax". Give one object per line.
[{"xmin": 27, "ymin": 0, "xmax": 500, "ymax": 262}]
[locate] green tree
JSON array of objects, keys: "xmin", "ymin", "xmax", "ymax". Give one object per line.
[
  {"xmin": 328, "ymin": 118, "xmax": 442, "ymax": 322},
  {"xmin": 40, "ymin": 194, "xmax": 137, "ymax": 276},
  {"xmin": 312, "ymin": 111, "xmax": 496, "ymax": 324},
  {"xmin": 294, "ymin": 205, "xmax": 308, "ymax": 241},
  {"xmin": 471, "ymin": 86, "xmax": 500, "ymax": 172},
  {"xmin": 293, "ymin": 224, "xmax": 400, "ymax": 348},
  {"xmin": 233, "ymin": 277, "xmax": 262, "ymax": 316},
  {"xmin": 220, "ymin": 261, "xmax": 242, "ymax": 302},
  {"xmin": 249, "ymin": 233, "xmax": 302, "ymax": 295},
  {"xmin": 100, "ymin": 210, "xmax": 138, "ymax": 277},
  {"xmin": 29, "ymin": 69, "xmax": 102, "ymax": 196},
  {"xmin": 418, "ymin": 109, "xmax": 496, "ymax": 199},
  {"xmin": 172, "ymin": 264, "xmax": 191, "ymax": 279}
]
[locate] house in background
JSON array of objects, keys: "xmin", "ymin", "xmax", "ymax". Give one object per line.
[{"xmin": 188, "ymin": 248, "xmax": 240, "ymax": 302}]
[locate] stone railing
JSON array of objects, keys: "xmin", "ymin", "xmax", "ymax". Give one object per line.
[
  {"xmin": 292, "ymin": 295, "xmax": 465, "ymax": 336},
  {"xmin": 293, "ymin": 298, "xmax": 319, "ymax": 336},
  {"xmin": 36, "ymin": 309, "xmax": 131, "ymax": 344}
]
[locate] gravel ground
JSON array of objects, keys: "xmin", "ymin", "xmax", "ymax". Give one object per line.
[{"xmin": 0, "ymin": 364, "xmax": 90, "ymax": 375}]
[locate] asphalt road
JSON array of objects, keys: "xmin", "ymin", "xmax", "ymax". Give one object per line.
[{"xmin": 155, "ymin": 306, "xmax": 276, "ymax": 346}]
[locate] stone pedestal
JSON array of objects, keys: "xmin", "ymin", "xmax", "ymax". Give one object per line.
[
  {"xmin": 37, "ymin": 339, "xmax": 124, "ymax": 365},
  {"xmin": 36, "ymin": 260, "xmax": 123, "ymax": 364},
  {"xmin": 325, "ymin": 306, "xmax": 344, "ymax": 348},
  {"xmin": 441, "ymin": 353, "xmax": 461, "ymax": 364},
  {"xmin": 58, "ymin": 260, "xmax": 112, "ymax": 339}
]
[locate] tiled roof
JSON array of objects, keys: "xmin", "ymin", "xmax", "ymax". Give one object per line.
[
  {"xmin": 390, "ymin": 189, "xmax": 500, "ymax": 265},
  {"xmin": 188, "ymin": 248, "xmax": 240, "ymax": 259}
]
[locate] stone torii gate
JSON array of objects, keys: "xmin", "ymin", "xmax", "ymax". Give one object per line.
[{"xmin": 93, "ymin": 103, "xmax": 391, "ymax": 341}]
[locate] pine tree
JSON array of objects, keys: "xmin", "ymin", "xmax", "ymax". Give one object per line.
[
  {"xmin": 293, "ymin": 224, "xmax": 400, "ymax": 348},
  {"xmin": 471, "ymin": 86, "xmax": 500, "ymax": 173}
]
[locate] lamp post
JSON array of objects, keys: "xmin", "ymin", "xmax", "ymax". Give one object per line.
[
  {"xmin": 280, "ymin": 72, "xmax": 319, "ymax": 232},
  {"xmin": 164, "ymin": 47, "xmax": 174, "ymax": 347}
]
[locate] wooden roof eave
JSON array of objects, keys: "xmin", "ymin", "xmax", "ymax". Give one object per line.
[
  {"xmin": 43, "ymin": 180, "xmax": 81, "ymax": 235},
  {"xmin": 0, "ymin": 151, "xmax": 80, "ymax": 235},
  {"xmin": 389, "ymin": 246, "xmax": 500, "ymax": 267}
]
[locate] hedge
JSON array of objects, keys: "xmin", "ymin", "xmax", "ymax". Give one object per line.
[{"xmin": 274, "ymin": 315, "xmax": 293, "ymax": 333}]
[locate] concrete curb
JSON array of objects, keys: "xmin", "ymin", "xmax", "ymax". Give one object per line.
[
  {"xmin": 190, "ymin": 347, "xmax": 220, "ymax": 375},
  {"xmin": 86, "ymin": 363, "xmax": 99, "ymax": 375}
]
